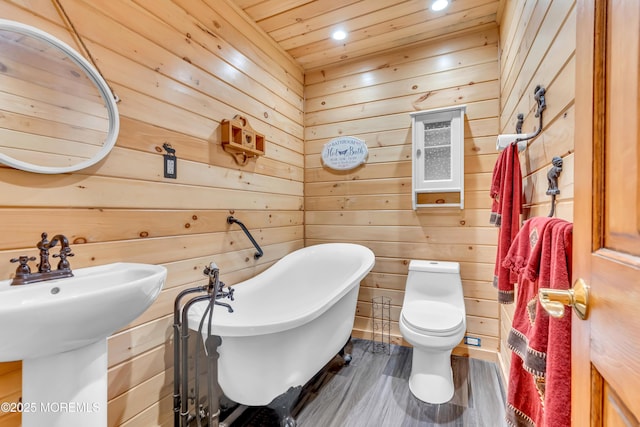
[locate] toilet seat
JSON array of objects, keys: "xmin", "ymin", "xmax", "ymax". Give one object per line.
[{"xmin": 401, "ymin": 301, "xmax": 464, "ymax": 335}]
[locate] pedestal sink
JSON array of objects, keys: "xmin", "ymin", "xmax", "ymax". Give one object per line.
[{"xmin": 0, "ymin": 262, "xmax": 167, "ymax": 427}]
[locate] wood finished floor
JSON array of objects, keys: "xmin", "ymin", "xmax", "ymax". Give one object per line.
[{"xmin": 229, "ymin": 338, "xmax": 507, "ymax": 427}]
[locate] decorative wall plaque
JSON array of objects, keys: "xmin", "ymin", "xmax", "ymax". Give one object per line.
[{"xmin": 321, "ymin": 136, "xmax": 368, "ymax": 170}]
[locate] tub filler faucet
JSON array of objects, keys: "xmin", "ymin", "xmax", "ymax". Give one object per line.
[
  {"xmin": 204, "ymin": 261, "xmax": 235, "ymax": 313},
  {"xmin": 173, "ymin": 261, "xmax": 236, "ymax": 427},
  {"xmin": 9, "ymin": 232, "xmax": 74, "ymax": 286}
]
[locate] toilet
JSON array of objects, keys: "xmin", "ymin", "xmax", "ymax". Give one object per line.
[{"xmin": 399, "ymin": 260, "xmax": 466, "ymax": 404}]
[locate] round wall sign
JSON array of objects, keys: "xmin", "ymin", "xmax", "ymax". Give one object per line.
[{"xmin": 321, "ymin": 136, "xmax": 368, "ymax": 170}]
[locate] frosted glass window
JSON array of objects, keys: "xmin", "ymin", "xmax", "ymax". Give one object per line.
[
  {"xmin": 424, "ymin": 146, "xmax": 451, "ymax": 180},
  {"xmin": 423, "ymin": 121, "xmax": 451, "ymax": 147},
  {"xmin": 422, "ymin": 120, "xmax": 451, "ymax": 180}
]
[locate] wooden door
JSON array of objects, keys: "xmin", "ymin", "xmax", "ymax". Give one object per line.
[{"xmin": 573, "ymin": 0, "xmax": 640, "ymax": 425}]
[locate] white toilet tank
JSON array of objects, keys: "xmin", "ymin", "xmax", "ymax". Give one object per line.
[{"xmin": 403, "ymin": 260, "xmax": 464, "ymax": 305}]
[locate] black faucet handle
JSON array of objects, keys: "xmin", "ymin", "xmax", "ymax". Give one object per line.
[
  {"xmin": 53, "ymin": 247, "xmax": 74, "ymax": 257},
  {"xmin": 10, "ymin": 255, "xmax": 36, "ymax": 263},
  {"xmin": 215, "ymin": 282, "xmax": 234, "ymax": 301},
  {"xmin": 52, "ymin": 247, "xmax": 74, "ymax": 270},
  {"xmin": 10, "ymin": 256, "xmax": 37, "ymax": 275}
]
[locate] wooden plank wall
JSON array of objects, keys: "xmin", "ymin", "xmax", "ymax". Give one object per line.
[
  {"xmin": 304, "ymin": 27, "xmax": 502, "ymax": 362},
  {"xmin": 0, "ymin": 1, "xmax": 304, "ymax": 426},
  {"xmin": 497, "ymin": 0, "xmax": 576, "ymax": 381}
]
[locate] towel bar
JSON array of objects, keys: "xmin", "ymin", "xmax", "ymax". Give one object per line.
[{"xmin": 496, "ymin": 85, "xmax": 547, "ymax": 152}]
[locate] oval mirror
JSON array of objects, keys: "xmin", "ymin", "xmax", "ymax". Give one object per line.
[{"xmin": 0, "ymin": 19, "xmax": 119, "ymax": 174}]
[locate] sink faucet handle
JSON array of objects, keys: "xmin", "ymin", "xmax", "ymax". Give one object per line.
[
  {"xmin": 10, "ymin": 256, "xmax": 37, "ymax": 275},
  {"xmin": 52, "ymin": 247, "xmax": 74, "ymax": 270}
]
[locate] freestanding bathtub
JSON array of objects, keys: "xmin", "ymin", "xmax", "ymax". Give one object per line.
[{"xmin": 187, "ymin": 243, "xmax": 375, "ymax": 421}]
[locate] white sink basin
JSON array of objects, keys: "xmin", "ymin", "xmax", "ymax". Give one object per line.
[{"xmin": 0, "ymin": 262, "xmax": 166, "ymax": 362}]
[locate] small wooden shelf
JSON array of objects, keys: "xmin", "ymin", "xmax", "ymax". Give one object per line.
[
  {"xmin": 221, "ymin": 115, "xmax": 265, "ymax": 165},
  {"xmin": 414, "ymin": 189, "xmax": 463, "ymax": 208}
]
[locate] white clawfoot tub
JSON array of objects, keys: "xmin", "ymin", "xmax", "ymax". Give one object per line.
[{"xmin": 187, "ymin": 243, "xmax": 375, "ymax": 411}]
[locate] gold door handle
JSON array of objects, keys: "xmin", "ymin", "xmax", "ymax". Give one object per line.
[{"xmin": 538, "ymin": 278, "xmax": 589, "ymax": 320}]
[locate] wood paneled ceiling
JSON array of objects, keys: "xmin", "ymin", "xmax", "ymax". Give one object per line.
[{"xmin": 230, "ymin": 0, "xmax": 504, "ymax": 70}]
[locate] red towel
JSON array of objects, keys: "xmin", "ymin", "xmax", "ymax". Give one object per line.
[
  {"xmin": 490, "ymin": 148, "xmax": 505, "ymax": 225},
  {"xmin": 491, "ymin": 142, "xmax": 523, "ymax": 303},
  {"xmin": 502, "ymin": 217, "xmax": 573, "ymax": 427},
  {"xmin": 542, "ymin": 221, "xmax": 572, "ymax": 427}
]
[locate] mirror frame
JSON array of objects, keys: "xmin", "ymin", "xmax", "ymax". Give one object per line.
[{"xmin": 0, "ymin": 19, "xmax": 119, "ymax": 174}]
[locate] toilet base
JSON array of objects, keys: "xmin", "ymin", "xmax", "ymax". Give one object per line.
[{"xmin": 408, "ymin": 347, "xmax": 455, "ymax": 404}]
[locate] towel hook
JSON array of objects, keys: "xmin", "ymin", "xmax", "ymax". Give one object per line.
[
  {"xmin": 515, "ymin": 113, "xmax": 524, "ymax": 134},
  {"xmin": 546, "ymin": 156, "xmax": 563, "ymax": 217},
  {"xmin": 515, "ymin": 85, "xmax": 547, "ymax": 144}
]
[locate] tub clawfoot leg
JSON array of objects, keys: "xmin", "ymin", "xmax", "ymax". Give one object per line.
[
  {"xmin": 338, "ymin": 335, "xmax": 353, "ymax": 365},
  {"xmin": 268, "ymin": 385, "xmax": 302, "ymax": 427}
]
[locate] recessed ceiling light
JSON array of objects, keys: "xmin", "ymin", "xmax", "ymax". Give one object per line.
[
  {"xmin": 431, "ymin": 0, "xmax": 449, "ymax": 11},
  {"xmin": 332, "ymin": 29, "xmax": 347, "ymax": 41}
]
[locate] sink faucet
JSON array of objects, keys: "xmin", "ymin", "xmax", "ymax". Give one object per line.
[
  {"xmin": 38, "ymin": 233, "xmax": 73, "ymax": 272},
  {"xmin": 9, "ymin": 232, "xmax": 74, "ymax": 286}
]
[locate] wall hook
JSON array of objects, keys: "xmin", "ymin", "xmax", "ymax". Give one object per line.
[
  {"xmin": 546, "ymin": 156, "xmax": 563, "ymax": 217},
  {"xmin": 534, "ymin": 85, "xmax": 547, "ymax": 118},
  {"xmin": 515, "ymin": 85, "xmax": 547, "ymax": 144},
  {"xmin": 515, "ymin": 113, "xmax": 524, "ymax": 134}
]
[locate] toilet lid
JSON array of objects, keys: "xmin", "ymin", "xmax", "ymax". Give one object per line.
[{"xmin": 402, "ymin": 301, "xmax": 464, "ymax": 334}]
